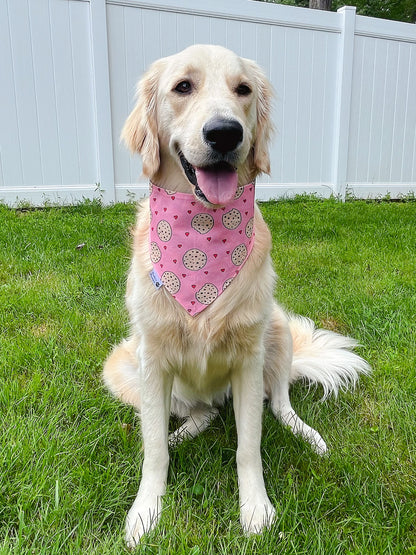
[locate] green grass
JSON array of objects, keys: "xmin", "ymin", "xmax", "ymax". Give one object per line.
[{"xmin": 0, "ymin": 197, "xmax": 415, "ymax": 554}]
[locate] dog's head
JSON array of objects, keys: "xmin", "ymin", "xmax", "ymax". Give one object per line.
[{"xmin": 122, "ymin": 44, "xmax": 273, "ymax": 206}]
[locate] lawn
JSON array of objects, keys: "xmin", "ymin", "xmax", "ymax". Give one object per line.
[{"xmin": 0, "ymin": 197, "xmax": 415, "ymax": 554}]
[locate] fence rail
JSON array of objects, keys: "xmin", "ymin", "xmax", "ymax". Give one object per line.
[{"xmin": 1, "ymin": 0, "xmax": 415, "ymax": 206}]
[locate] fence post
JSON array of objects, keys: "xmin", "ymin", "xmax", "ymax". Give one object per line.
[
  {"xmin": 90, "ymin": 0, "xmax": 115, "ymax": 203},
  {"xmin": 332, "ymin": 6, "xmax": 356, "ymax": 200}
]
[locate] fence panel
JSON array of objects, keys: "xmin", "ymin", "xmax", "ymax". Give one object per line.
[
  {"xmin": 347, "ymin": 16, "xmax": 416, "ymax": 197},
  {"xmin": 0, "ymin": 0, "xmax": 100, "ymax": 205}
]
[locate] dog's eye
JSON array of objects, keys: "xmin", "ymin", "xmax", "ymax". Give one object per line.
[
  {"xmin": 236, "ymin": 83, "xmax": 252, "ymax": 96},
  {"xmin": 174, "ymin": 81, "xmax": 192, "ymax": 94}
]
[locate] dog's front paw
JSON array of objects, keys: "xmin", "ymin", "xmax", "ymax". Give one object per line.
[
  {"xmin": 240, "ymin": 497, "xmax": 276, "ymax": 534},
  {"xmin": 125, "ymin": 493, "xmax": 162, "ymax": 548}
]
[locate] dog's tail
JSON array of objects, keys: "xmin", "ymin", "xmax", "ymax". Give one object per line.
[{"xmin": 288, "ymin": 315, "xmax": 371, "ymax": 399}]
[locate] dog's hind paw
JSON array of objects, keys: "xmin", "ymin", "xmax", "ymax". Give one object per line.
[{"xmin": 309, "ymin": 431, "xmax": 328, "ymax": 456}]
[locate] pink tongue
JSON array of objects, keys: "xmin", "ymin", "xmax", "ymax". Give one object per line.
[{"xmin": 195, "ymin": 166, "xmax": 238, "ymax": 205}]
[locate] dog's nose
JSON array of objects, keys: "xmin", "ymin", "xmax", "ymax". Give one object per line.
[{"xmin": 203, "ymin": 118, "xmax": 243, "ymax": 154}]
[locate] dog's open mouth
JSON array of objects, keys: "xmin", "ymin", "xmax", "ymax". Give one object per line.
[{"xmin": 179, "ymin": 152, "xmax": 238, "ymax": 206}]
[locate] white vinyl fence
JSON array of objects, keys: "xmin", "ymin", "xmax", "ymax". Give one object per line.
[{"xmin": 1, "ymin": 0, "xmax": 416, "ymax": 206}]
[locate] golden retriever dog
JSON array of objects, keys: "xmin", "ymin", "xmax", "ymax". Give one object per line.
[{"xmin": 103, "ymin": 44, "xmax": 370, "ymax": 547}]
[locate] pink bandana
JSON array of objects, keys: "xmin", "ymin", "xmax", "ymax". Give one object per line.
[{"xmin": 149, "ymin": 183, "xmax": 255, "ymax": 316}]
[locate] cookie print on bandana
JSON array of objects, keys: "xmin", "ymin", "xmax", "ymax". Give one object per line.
[
  {"xmin": 157, "ymin": 220, "xmax": 172, "ymax": 242},
  {"xmin": 183, "ymin": 248, "xmax": 207, "ymax": 270},
  {"xmin": 234, "ymin": 186, "xmax": 244, "ymax": 199},
  {"xmin": 196, "ymin": 283, "xmax": 218, "ymax": 305},
  {"xmin": 150, "ymin": 241, "xmax": 162, "ymax": 263},
  {"xmin": 149, "ymin": 183, "xmax": 255, "ymax": 316},
  {"xmin": 231, "ymin": 244, "xmax": 248, "ymax": 266},
  {"xmin": 161, "ymin": 271, "xmax": 181, "ymax": 294},
  {"xmin": 191, "ymin": 213, "xmax": 214, "ymax": 234},
  {"xmin": 222, "ymin": 208, "xmax": 242, "ymax": 230},
  {"xmin": 245, "ymin": 217, "xmax": 254, "ymax": 239},
  {"xmin": 222, "ymin": 277, "xmax": 234, "ymax": 291}
]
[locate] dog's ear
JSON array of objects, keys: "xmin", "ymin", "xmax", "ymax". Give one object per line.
[
  {"xmin": 121, "ymin": 60, "xmax": 164, "ymax": 178},
  {"xmin": 246, "ymin": 60, "xmax": 274, "ymax": 176}
]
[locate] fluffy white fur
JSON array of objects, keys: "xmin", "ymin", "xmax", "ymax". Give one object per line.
[{"xmin": 102, "ymin": 45, "xmax": 370, "ymax": 547}]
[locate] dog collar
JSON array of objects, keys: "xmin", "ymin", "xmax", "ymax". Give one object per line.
[{"xmin": 149, "ymin": 183, "xmax": 255, "ymax": 316}]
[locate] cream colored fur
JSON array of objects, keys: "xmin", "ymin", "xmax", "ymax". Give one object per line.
[{"xmin": 103, "ymin": 45, "xmax": 370, "ymax": 547}]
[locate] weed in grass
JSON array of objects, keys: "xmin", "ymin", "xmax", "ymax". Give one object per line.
[{"xmin": 1, "ymin": 199, "xmax": 415, "ymax": 553}]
